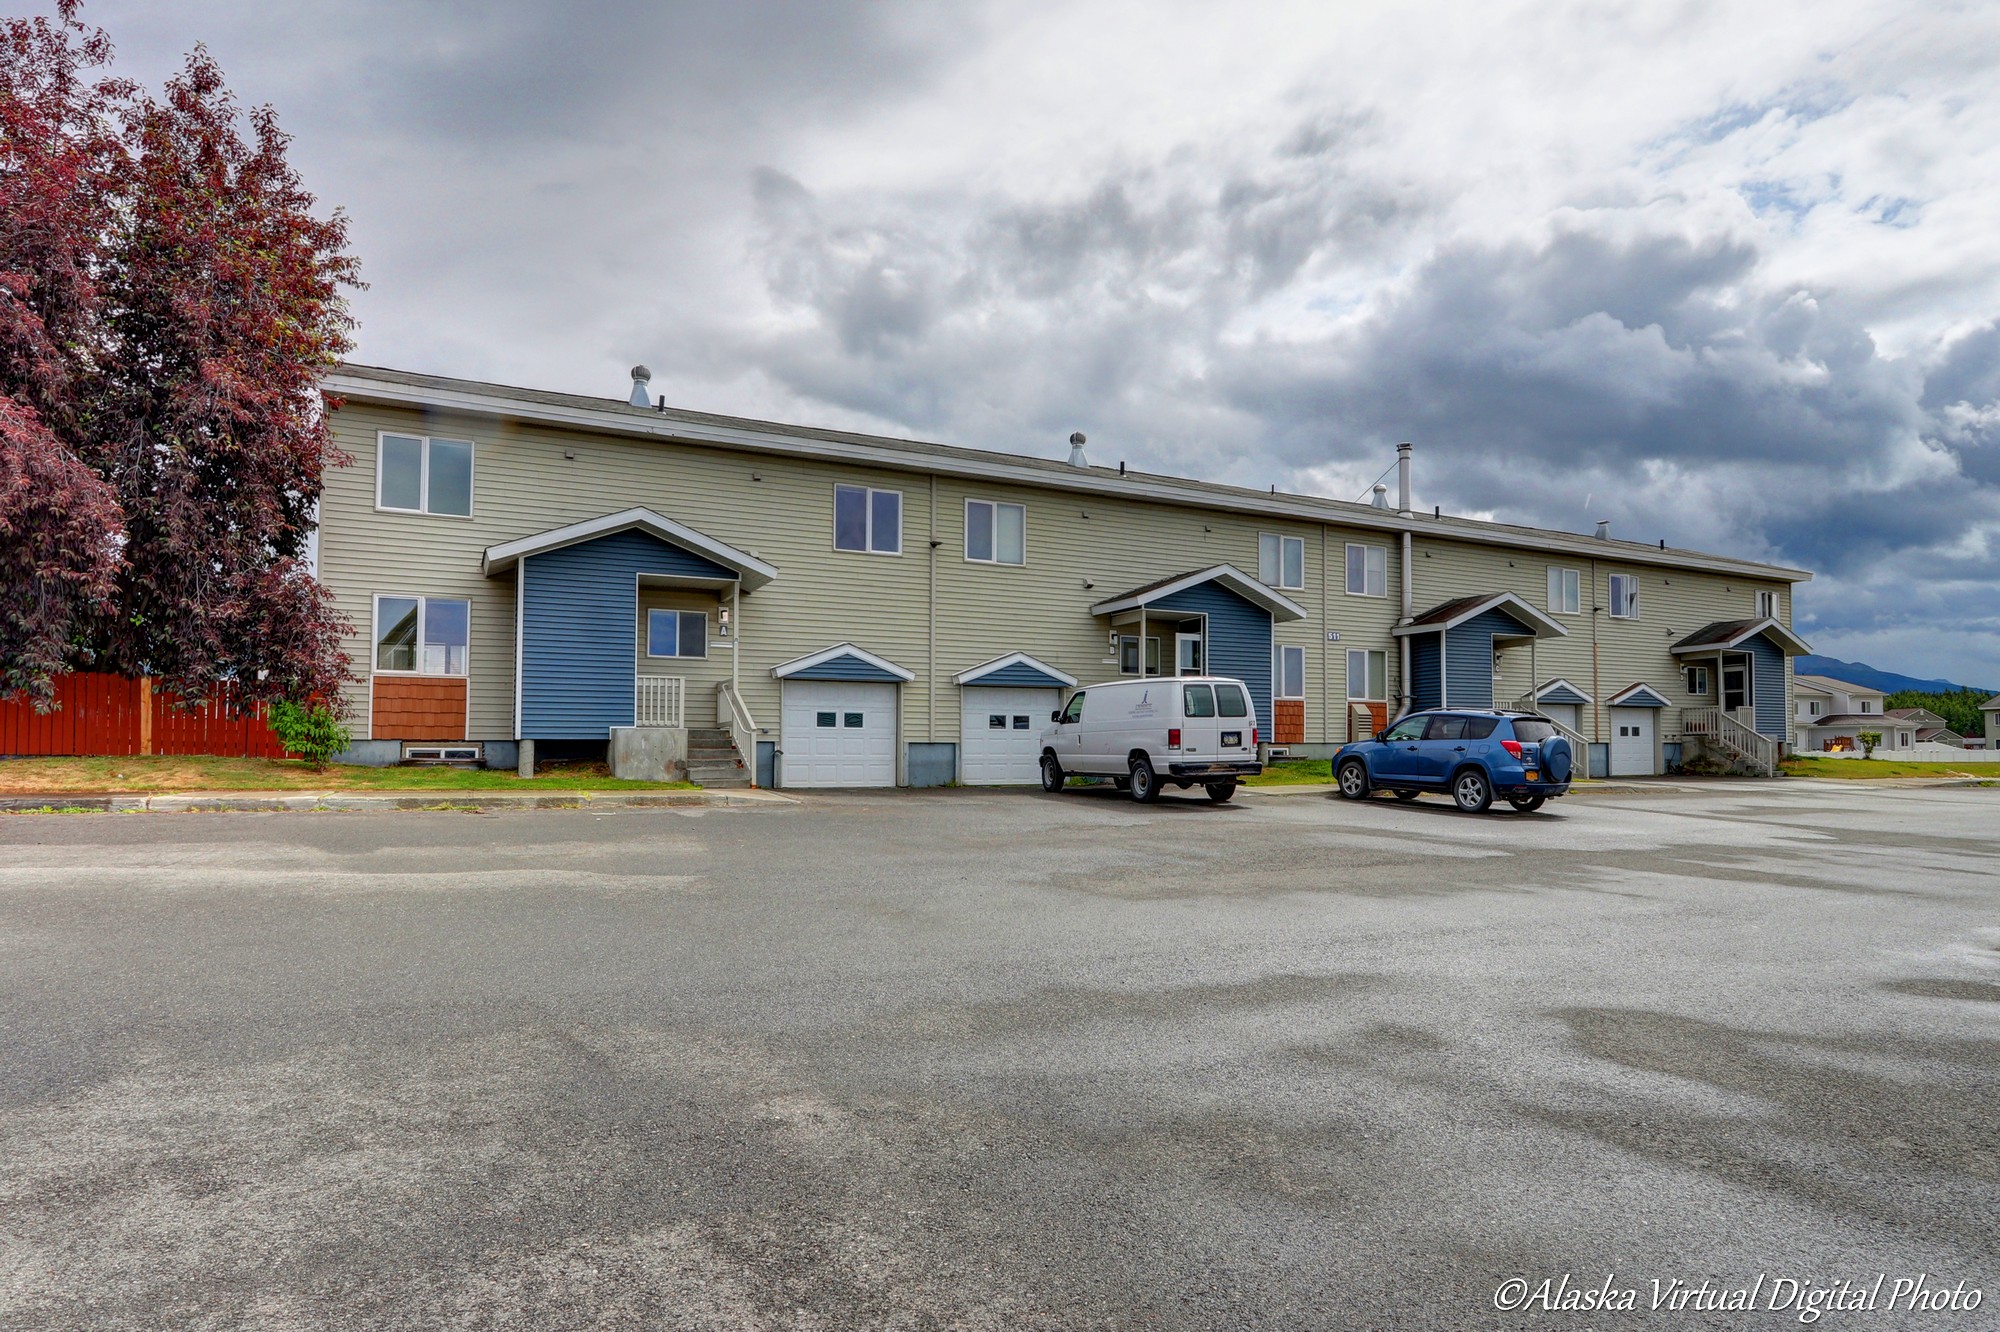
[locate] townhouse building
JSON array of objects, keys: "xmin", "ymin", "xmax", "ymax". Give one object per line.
[{"xmin": 313, "ymin": 364, "xmax": 1813, "ymax": 786}]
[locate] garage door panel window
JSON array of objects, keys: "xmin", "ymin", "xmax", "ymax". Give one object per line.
[
  {"xmin": 834, "ymin": 485, "xmax": 901, "ymax": 554},
  {"xmin": 375, "ymin": 595, "xmax": 469, "ymax": 676},
  {"xmin": 966, "ymin": 499, "xmax": 1026, "ymax": 565}
]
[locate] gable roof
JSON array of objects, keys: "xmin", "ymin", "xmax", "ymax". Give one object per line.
[
  {"xmin": 1530, "ymin": 678, "xmax": 1593, "ymax": 705},
  {"xmin": 771, "ymin": 642, "xmax": 915, "ymax": 682},
  {"xmin": 1793, "ymin": 672, "xmax": 1885, "ymax": 697},
  {"xmin": 1887, "ymin": 707, "xmax": 1946, "ymax": 725},
  {"xmin": 1606, "ymin": 682, "xmax": 1674, "ymax": 708},
  {"xmin": 1088, "ymin": 565, "xmax": 1308, "ymax": 622},
  {"xmin": 954, "ymin": 652, "xmax": 1077, "ymax": 689},
  {"xmin": 1811, "ymin": 712, "xmax": 1916, "ymax": 727},
  {"xmin": 327, "ymin": 363, "xmax": 1813, "ymax": 585},
  {"xmin": 1983, "ymin": 694, "xmax": 2000, "ymax": 711},
  {"xmin": 1669, "ymin": 616, "xmax": 1812, "ymax": 656},
  {"xmin": 483, "ymin": 507, "xmax": 778, "ymax": 589},
  {"xmin": 1392, "ymin": 592, "xmax": 1567, "ymax": 639}
]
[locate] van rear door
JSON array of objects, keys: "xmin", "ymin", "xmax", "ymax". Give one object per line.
[
  {"xmin": 1213, "ymin": 681, "xmax": 1254, "ymax": 756},
  {"xmin": 1180, "ymin": 682, "xmax": 1220, "ymax": 759}
]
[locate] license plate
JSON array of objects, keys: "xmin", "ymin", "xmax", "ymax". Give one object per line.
[
  {"xmin": 1221, "ymin": 731, "xmax": 1242, "ymax": 747},
  {"xmin": 1525, "ymin": 769, "xmax": 1539, "ymax": 781}
]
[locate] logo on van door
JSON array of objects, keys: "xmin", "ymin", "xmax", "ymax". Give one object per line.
[{"xmin": 1128, "ymin": 690, "xmax": 1156, "ymax": 719}]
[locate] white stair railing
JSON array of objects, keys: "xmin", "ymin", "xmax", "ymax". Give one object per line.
[
  {"xmin": 1511, "ymin": 696, "xmax": 1589, "ymax": 753},
  {"xmin": 635, "ymin": 676, "xmax": 685, "ymax": 728},
  {"xmin": 716, "ymin": 681, "xmax": 761, "ymax": 782},
  {"xmin": 1680, "ymin": 706, "xmax": 1776, "ymax": 775}
]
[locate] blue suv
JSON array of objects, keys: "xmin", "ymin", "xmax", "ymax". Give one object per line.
[{"xmin": 1333, "ymin": 711, "xmax": 1574, "ymax": 813}]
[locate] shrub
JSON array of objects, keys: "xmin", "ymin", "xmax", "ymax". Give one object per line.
[
  {"xmin": 267, "ymin": 700, "xmax": 351, "ymax": 771},
  {"xmin": 1857, "ymin": 730, "xmax": 1882, "ymax": 759}
]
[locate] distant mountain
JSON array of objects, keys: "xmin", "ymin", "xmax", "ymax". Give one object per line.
[{"xmin": 1795, "ymin": 655, "xmax": 1995, "ymax": 697}]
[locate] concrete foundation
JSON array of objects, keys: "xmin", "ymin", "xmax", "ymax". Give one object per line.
[
  {"xmin": 481, "ymin": 740, "xmax": 519, "ymax": 772},
  {"xmin": 609, "ymin": 726, "xmax": 687, "ymax": 781},
  {"xmin": 332, "ymin": 740, "xmax": 403, "ymax": 768},
  {"xmin": 517, "ymin": 739, "xmax": 535, "ymax": 779},
  {"xmin": 905, "ymin": 743, "xmax": 956, "ymax": 788}
]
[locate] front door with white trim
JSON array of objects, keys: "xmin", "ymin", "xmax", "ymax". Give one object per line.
[
  {"xmin": 959, "ymin": 686, "xmax": 1059, "ymax": 784},
  {"xmin": 1609, "ymin": 707, "xmax": 1657, "ymax": 776},
  {"xmin": 780, "ymin": 681, "xmax": 897, "ymax": 787},
  {"xmin": 1176, "ymin": 633, "xmax": 1204, "ymax": 676}
]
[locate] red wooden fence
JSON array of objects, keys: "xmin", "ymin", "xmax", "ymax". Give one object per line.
[{"xmin": 0, "ymin": 672, "xmax": 288, "ymax": 759}]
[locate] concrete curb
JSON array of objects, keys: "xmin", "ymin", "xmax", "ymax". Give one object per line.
[{"xmin": 0, "ymin": 788, "xmax": 798, "ymax": 814}]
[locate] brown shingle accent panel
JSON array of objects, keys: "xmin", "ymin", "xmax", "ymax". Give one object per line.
[
  {"xmin": 1273, "ymin": 698, "xmax": 1305, "ymax": 745},
  {"xmin": 372, "ymin": 677, "xmax": 467, "ymax": 741}
]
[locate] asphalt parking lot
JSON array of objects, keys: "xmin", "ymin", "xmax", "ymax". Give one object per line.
[{"xmin": 2, "ymin": 781, "xmax": 1996, "ymax": 1330}]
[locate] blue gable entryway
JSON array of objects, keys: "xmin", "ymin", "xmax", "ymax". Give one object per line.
[
  {"xmin": 1397, "ymin": 593, "xmax": 1568, "ymax": 711},
  {"xmin": 1670, "ymin": 616, "xmax": 1813, "ymax": 739}
]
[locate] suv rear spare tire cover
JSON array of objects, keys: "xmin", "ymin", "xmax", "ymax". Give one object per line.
[{"xmin": 1543, "ymin": 737, "xmax": 1573, "ymax": 783}]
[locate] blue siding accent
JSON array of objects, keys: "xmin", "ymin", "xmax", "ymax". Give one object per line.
[
  {"xmin": 962, "ymin": 661, "xmax": 1069, "ymax": 689},
  {"xmin": 521, "ymin": 529, "xmax": 734, "ymax": 740},
  {"xmin": 1611, "ymin": 687, "xmax": 1669, "ymax": 708},
  {"xmin": 1747, "ymin": 633, "xmax": 1787, "ymax": 737},
  {"xmin": 786, "ymin": 654, "xmax": 907, "ymax": 682},
  {"xmin": 1443, "ymin": 607, "xmax": 1532, "ymax": 709},
  {"xmin": 1537, "ymin": 682, "xmax": 1589, "ymax": 706},
  {"xmin": 1152, "ymin": 581, "xmax": 1274, "ymax": 733},
  {"xmin": 1410, "ymin": 633, "xmax": 1442, "ymax": 710}
]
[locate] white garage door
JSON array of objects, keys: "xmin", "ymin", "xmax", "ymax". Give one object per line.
[
  {"xmin": 781, "ymin": 681, "xmax": 898, "ymax": 788},
  {"xmin": 1541, "ymin": 702, "xmax": 1581, "ymax": 734},
  {"xmin": 960, "ymin": 686, "xmax": 1059, "ymax": 785},
  {"xmin": 1609, "ymin": 706, "xmax": 1657, "ymax": 776}
]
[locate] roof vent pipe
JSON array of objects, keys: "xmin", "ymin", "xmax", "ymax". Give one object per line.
[
  {"xmin": 1371, "ymin": 483, "xmax": 1389, "ymax": 509},
  {"xmin": 1067, "ymin": 431, "xmax": 1088, "ymax": 468},
  {"xmin": 628, "ymin": 364, "xmax": 652, "ymax": 408},
  {"xmin": 1396, "ymin": 442, "xmax": 1413, "ymax": 517},
  {"xmin": 1595, "ymin": 519, "xmax": 1611, "ymax": 540}
]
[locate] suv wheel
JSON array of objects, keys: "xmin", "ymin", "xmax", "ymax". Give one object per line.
[
  {"xmin": 1336, "ymin": 759, "xmax": 1370, "ymax": 800},
  {"xmin": 1507, "ymin": 794, "xmax": 1546, "ymax": 813},
  {"xmin": 1205, "ymin": 780, "xmax": 1237, "ymax": 804},
  {"xmin": 1129, "ymin": 756, "xmax": 1161, "ymax": 803},
  {"xmin": 1452, "ymin": 768, "xmax": 1493, "ymax": 813},
  {"xmin": 1039, "ymin": 753, "xmax": 1064, "ymax": 793}
]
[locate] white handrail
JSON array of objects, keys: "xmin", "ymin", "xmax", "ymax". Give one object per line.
[
  {"xmin": 635, "ymin": 676, "xmax": 685, "ymax": 728},
  {"xmin": 1681, "ymin": 706, "xmax": 1776, "ymax": 775},
  {"xmin": 1510, "ymin": 696, "xmax": 1589, "ymax": 752},
  {"xmin": 716, "ymin": 681, "xmax": 760, "ymax": 782}
]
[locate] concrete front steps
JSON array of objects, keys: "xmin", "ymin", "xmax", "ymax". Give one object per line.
[{"xmin": 686, "ymin": 726, "xmax": 752, "ymax": 789}]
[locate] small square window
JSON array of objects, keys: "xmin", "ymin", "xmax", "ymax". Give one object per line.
[
  {"xmin": 1012, "ymin": 715, "xmax": 1030, "ymax": 730},
  {"xmin": 817, "ymin": 712, "xmax": 836, "ymax": 727},
  {"xmin": 843, "ymin": 712, "xmax": 864, "ymax": 728},
  {"xmin": 965, "ymin": 499, "xmax": 1026, "ymax": 565}
]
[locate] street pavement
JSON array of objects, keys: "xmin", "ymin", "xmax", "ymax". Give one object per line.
[{"xmin": 1, "ymin": 781, "xmax": 1995, "ymax": 1330}]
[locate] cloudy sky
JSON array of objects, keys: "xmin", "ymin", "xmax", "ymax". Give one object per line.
[{"xmin": 62, "ymin": 0, "xmax": 2000, "ymax": 685}]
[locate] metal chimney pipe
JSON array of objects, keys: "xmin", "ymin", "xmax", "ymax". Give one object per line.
[
  {"xmin": 1396, "ymin": 442, "xmax": 1413, "ymax": 516},
  {"xmin": 1595, "ymin": 519, "xmax": 1611, "ymax": 540},
  {"xmin": 628, "ymin": 364, "xmax": 652, "ymax": 408},
  {"xmin": 1066, "ymin": 431, "xmax": 1088, "ymax": 468},
  {"xmin": 1371, "ymin": 483, "xmax": 1388, "ymax": 509}
]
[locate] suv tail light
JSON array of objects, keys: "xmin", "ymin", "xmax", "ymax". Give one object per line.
[
  {"xmin": 1501, "ymin": 739, "xmax": 1525, "ymax": 760},
  {"xmin": 1168, "ymin": 727, "xmax": 1182, "ymax": 748}
]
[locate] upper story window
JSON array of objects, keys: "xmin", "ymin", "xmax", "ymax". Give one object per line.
[
  {"xmin": 1548, "ymin": 566, "xmax": 1580, "ymax": 615},
  {"xmin": 375, "ymin": 595, "xmax": 468, "ymax": 675},
  {"xmin": 1756, "ymin": 589, "xmax": 1779, "ymax": 619},
  {"xmin": 1608, "ymin": 573, "xmax": 1640, "ymax": 619},
  {"xmin": 1807, "ymin": 699, "xmax": 1822, "ymax": 716},
  {"xmin": 1859, "ymin": 700, "xmax": 1873, "ymax": 713},
  {"xmin": 1259, "ymin": 534, "xmax": 1304, "ymax": 590},
  {"xmin": 834, "ymin": 484, "xmax": 901, "ymax": 555},
  {"xmin": 965, "ymin": 499, "xmax": 1025, "ymax": 565},
  {"xmin": 646, "ymin": 609, "xmax": 708, "ymax": 659},
  {"xmin": 1345, "ymin": 543, "xmax": 1387, "ymax": 598},
  {"xmin": 378, "ymin": 434, "xmax": 473, "ymax": 516}
]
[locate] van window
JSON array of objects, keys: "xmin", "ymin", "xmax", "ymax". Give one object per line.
[
  {"xmin": 1059, "ymin": 692, "xmax": 1086, "ymax": 724},
  {"xmin": 1425, "ymin": 715, "xmax": 1468, "ymax": 740},
  {"xmin": 1462, "ymin": 716, "xmax": 1499, "ymax": 739},
  {"xmin": 1215, "ymin": 683, "xmax": 1249, "ymax": 718},
  {"xmin": 1183, "ymin": 684, "xmax": 1216, "ymax": 717}
]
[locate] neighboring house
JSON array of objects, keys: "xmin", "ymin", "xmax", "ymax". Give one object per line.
[
  {"xmin": 1978, "ymin": 694, "xmax": 2000, "ymax": 749},
  {"xmin": 1792, "ymin": 675, "xmax": 1920, "ymax": 753},
  {"xmin": 312, "ymin": 363, "xmax": 1814, "ymax": 787},
  {"xmin": 1885, "ymin": 707, "xmax": 1964, "ymax": 748}
]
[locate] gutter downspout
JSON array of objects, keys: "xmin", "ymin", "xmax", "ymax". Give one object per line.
[
  {"xmin": 1394, "ymin": 530, "xmax": 1413, "ymax": 720},
  {"xmin": 1589, "ymin": 558, "xmax": 1602, "ymax": 745}
]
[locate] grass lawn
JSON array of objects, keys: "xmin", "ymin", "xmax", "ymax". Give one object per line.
[
  {"xmin": 1245, "ymin": 759, "xmax": 1334, "ymax": 786},
  {"xmin": 0, "ymin": 754, "xmax": 696, "ymax": 795},
  {"xmin": 1780, "ymin": 755, "xmax": 2000, "ymax": 780}
]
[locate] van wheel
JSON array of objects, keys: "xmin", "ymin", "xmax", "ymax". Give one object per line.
[
  {"xmin": 1205, "ymin": 780, "xmax": 1237, "ymax": 803},
  {"xmin": 1507, "ymin": 794, "xmax": 1546, "ymax": 813},
  {"xmin": 1039, "ymin": 753, "xmax": 1064, "ymax": 793},
  {"xmin": 1129, "ymin": 757, "xmax": 1161, "ymax": 803},
  {"xmin": 1452, "ymin": 768, "xmax": 1493, "ymax": 813},
  {"xmin": 1336, "ymin": 760, "xmax": 1370, "ymax": 800}
]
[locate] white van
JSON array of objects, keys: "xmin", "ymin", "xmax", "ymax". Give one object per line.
[{"xmin": 1039, "ymin": 676, "xmax": 1262, "ymax": 803}]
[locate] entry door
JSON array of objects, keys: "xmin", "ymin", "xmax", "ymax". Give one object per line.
[
  {"xmin": 780, "ymin": 681, "xmax": 897, "ymax": 787},
  {"xmin": 1722, "ymin": 658, "xmax": 1751, "ymax": 713},
  {"xmin": 1176, "ymin": 633, "xmax": 1204, "ymax": 676},
  {"xmin": 1609, "ymin": 707, "xmax": 1656, "ymax": 776},
  {"xmin": 959, "ymin": 686, "xmax": 1058, "ymax": 785}
]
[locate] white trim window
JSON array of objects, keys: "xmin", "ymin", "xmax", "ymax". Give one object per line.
[
  {"xmin": 1346, "ymin": 649, "xmax": 1386, "ymax": 700},
  {"xmin": 1259, "ymin": 534, "xmax": 1305, "ymax": 590},
  {"xmin": 1684, "ymin": 665, "xmax": 1710, "ymax": 696},
  {"xmin": 1608, "ymin": 573, "xmax": 1640, "ymax": 619},
  {"xmin": 1808, "ymin": 699, "xmax": 1822, "ymax": 716},
  {"xmin": 377, "ymin": 433, "xmax": 474, "ymax": 517},
  {"xmin": 1548, "ymin": 566, "xmax": 1580, "ymax": 615},
  {"xmin": 374, "ymin": 595, "xmax": 469, "ymax": 675},
  {"xmin": 1756, "ymin": 589, "xmax": 1778, "ymax": 618},
  {"xmin": 1345, "ymin": 543, "xmax": 1387, "ymax": 598},
  {"xmin": 1118, "ymin": 635, "xmax": 1162, "ymax": 676},
  {"xmin": 1275, "ymin": 645, "xmax": 1305, "ymax": 700},
  {"xmin": 965, "ymin": 499, "xmax": 1026, "ymax": 565},
  {"xmin": 833, "ymin": 484, "xmax": 901, "ymax": 555},
  {"xmin": 646, "ymin": 609, "xmax": 709, "ymax": 659}
]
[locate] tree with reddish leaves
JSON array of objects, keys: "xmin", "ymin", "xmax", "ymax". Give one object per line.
[{"xmin": 0, "ymin": 2, "xmax": 360, "ymax": 709}]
